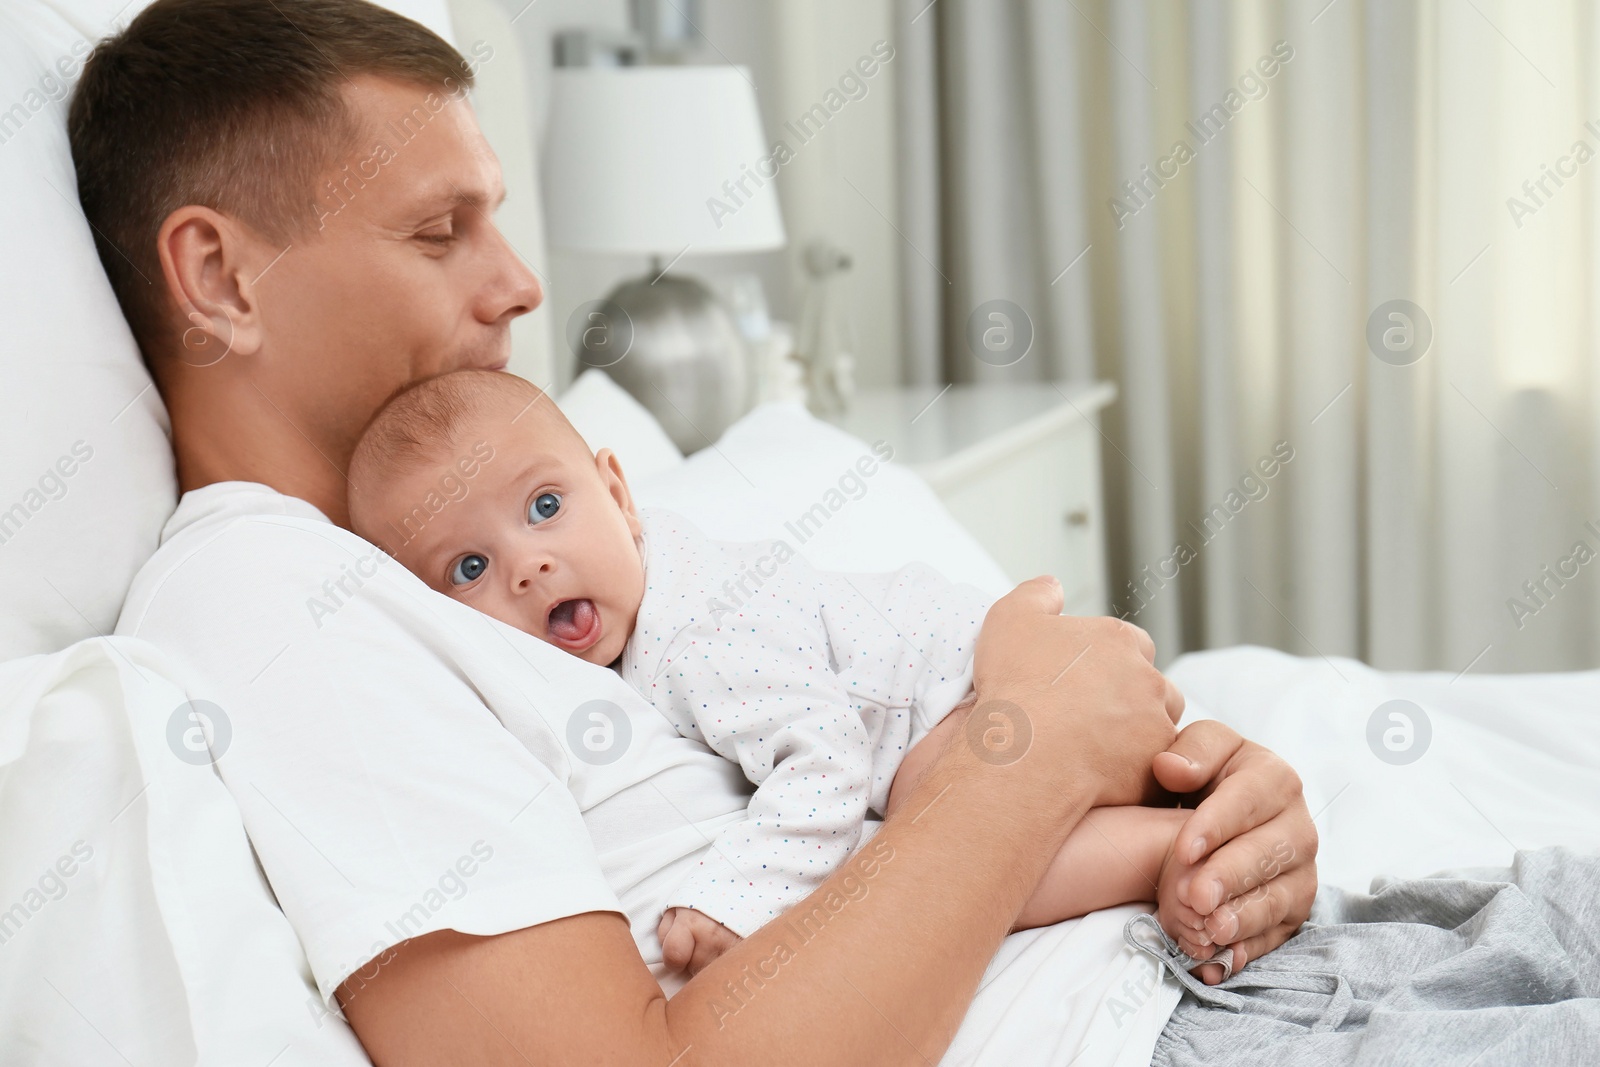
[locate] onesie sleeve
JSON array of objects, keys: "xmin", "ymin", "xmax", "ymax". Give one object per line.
[{"xmin": 641, "ymin": 583, "xmax": 875, "ymax": 938}]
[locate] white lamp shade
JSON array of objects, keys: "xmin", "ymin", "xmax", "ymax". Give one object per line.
[{"xmin": 543, "ymin": 67, "xmax": 787, "ymax": 255}]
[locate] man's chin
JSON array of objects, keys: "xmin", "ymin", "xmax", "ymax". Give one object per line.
[
  {"xmin": 447, "ymin": 335, "xmax": 512, "ymax": 375},
  {"xmin": 393, "ymin": 343, "xmax": 507, "ymax": 398},
  {"xmin": 472, "ymin": 353, "xmax": 510, "ymax": 372}
]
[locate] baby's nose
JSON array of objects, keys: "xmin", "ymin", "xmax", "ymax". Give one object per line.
[{"xmin": 513, "ymin": 557, "xmax": 555, "ymax": 589}]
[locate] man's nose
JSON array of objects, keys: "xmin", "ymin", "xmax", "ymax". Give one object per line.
[{"xmin": 482, "ymin": 224, "xmax": 543, "ymax": 324}]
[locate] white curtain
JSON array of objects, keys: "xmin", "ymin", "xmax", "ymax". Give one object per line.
[{"xmin": 894, "ymin": 0, "xmax": 1600, "ymax": 672}]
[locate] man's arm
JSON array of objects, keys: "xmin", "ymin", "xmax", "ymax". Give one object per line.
[
  {"xmin": 340, "ymin": 578, "xmax": 1186, "ymax": 1066},
  {"xmin": 883, "ymin": 708, "xmax": 1185, "ymax": 929},
  {"xmin": 881, "ymin": 692, "xmax": 1319, "ymax": 956},
  {"xmin": 344, "ymin": 749, "xmax": 1087, "ymax": 1066}
]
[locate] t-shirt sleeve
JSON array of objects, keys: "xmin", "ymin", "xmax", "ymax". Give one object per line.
[{"xmin": 120, "ymin": 515, "xmax": 623, "ymax": 1005}]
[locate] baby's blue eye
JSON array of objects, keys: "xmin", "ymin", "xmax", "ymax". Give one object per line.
[
  {"xmin": 529, "ymin": 492, "xmax": 562, "ymax": 524},
  {"xmin": 449, "ymin": 553, "xmax": 487, "ymax": 586}
]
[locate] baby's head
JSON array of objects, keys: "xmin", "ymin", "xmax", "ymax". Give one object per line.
[{"xmin": 349, "ymin": 369, "xmax": 644, "ymax": 667}]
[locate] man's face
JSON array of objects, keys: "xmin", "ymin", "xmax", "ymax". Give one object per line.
[
  {"xmin": 258, "ymin": 75, "xmax": 542, "ymax": 456},
  {"xmin": 363, "ymin": 401, "xmax": 647, "ymax": 669}
]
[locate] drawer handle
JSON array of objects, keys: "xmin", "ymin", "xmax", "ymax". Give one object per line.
[{"xmin": 1064, "ymin": 508, "xmax": 1090, "ymax": 527}]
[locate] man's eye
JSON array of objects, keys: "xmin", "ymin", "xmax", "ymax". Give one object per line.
[
  {"xmin": 529, "ymin": 492, "xmax": 562, "ymax": 524},
  {"xmin": 416, "ymin": 229, "xmax": 456, "ymax": 246},
  {"xmin": 449, "ymin": 553, "xmax": 487, "ymax": 585}
]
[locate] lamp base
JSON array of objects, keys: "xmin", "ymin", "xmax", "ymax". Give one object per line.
[{"xmin": 584, "ymin": 272, "xmax": 751, "ymax": 454}]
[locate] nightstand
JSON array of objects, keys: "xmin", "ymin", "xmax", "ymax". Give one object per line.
[{"xmin": 822, "ymin": 381, "xmax": 1116, "ymax": 616}]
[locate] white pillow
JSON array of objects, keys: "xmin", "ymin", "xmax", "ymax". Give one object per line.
[
  {"xmin": 0, "ymin": 1, "xmax": 177, "ymax": 660},
  {"xmin": 557, "ymin": 368, "xmax": 686, "ymax": 483},
  {"xmin": 0, "ymin": 0, "xmax": 460, "ymax": 664},
  {"xmin": 633, "ymin": 400, "xmax": 1012, "ymax": 596},
  {"xmin": 0, "ymin": 639, "xmax": 368, "ymax": 1064}
]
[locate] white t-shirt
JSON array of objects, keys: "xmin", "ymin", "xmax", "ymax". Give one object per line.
[
  {"xmin": 117, "ymin": 483, "xmax": 1180, "ymax": 1065},
  {"xmin": 116, "ymin": 482, "xmax": 751, "ymax": 1002}
]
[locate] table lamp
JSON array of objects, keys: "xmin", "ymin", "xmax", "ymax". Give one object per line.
[{"xmin": 544, "ymin": 66, "xmax": 787, "ymax": 451}]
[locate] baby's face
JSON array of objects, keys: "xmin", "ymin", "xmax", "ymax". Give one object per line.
[{"xmin": 361, "ymin": 405, "xmax": 645, "ymax": 667}]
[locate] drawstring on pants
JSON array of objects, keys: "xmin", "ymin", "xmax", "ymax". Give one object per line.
[{"xmin": 1124, "ymin": 912, "xmax": 1356, "ymax": 1031}]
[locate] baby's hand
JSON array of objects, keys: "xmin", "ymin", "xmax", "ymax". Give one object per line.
[
  {"xmin": 657, "ymin": 906, "xmax": 743, "ymax": 976},
  {"xmin": 1155, "ymin": 825, "xmax": 1233, "ymax": 985}
]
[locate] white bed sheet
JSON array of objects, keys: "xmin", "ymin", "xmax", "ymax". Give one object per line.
[{"xmin": 1168, "ymin": 645, "xmax": 1600, "ymax": 891}]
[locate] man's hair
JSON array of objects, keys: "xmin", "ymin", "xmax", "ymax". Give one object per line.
[{"xmin": 68, "ymin": 0, "xmax": 473, "ymax": 358}]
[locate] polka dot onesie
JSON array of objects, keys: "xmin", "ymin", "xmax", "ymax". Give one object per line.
[{"xmin": 618, "ymin": 508, "xmax": 992, "ymax": 937}]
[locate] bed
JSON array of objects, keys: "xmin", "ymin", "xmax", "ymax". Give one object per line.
[{"xmin": 2, "ymin": 1, "xmax": 1597, "ymax": 1063}]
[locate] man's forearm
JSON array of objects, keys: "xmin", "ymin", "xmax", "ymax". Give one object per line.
[
  {"xmin": 660, "ymin": 720, "xmax": 1099, "ymax": 1065},
  {"xmin": 340, "ymin": 594, "xmax": 1183, "ymax": 1066}
]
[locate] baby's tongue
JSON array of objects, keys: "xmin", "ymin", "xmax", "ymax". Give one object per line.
[{"xmin": 548, "ymin": 598, "xmax": 598, "ymax": 643}]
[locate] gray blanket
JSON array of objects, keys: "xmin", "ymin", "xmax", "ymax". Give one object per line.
[{"xmin": 1132, "ymin": 847, "xmax": 1600, "ymax": 1066}]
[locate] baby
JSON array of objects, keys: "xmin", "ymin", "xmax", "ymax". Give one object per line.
[{"xmin": 348, "ymin": 370, "xmax": 1189, "ymax": 974}]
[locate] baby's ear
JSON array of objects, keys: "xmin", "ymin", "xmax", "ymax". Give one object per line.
[{"xmin": 594, "ymin": 448, "xmax": 642, "ymax": 534}]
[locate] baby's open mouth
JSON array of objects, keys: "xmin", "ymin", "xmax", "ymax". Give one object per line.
[{"xmin": 547, "ymin": 598, "xmax": 602, "ymax": 652}]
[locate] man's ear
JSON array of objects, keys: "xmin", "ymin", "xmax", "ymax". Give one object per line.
[
  {"xmin": 595, "ymin": 448, "xmax": 641, "ymax": 536},
  {"xmin": 155, "ymin": 205, "xmax": 270, "ymax": 367}
]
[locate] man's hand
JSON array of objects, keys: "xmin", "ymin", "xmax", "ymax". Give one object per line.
[
  {"xmin": 1151, "ymin": 721, "xmax": 1318, "ymax": 983},
  {"xmin": 657, "ymin": 907, "xmax": 743, "ymax": 977},
  {"xmin": 972, "ymin": 577, "xmax": 1184, "ymax": 809}
]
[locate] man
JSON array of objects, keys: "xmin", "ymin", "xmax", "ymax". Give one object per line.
[{"xmin": 74, "ymin": 1, "xmax": 1318, "ymax": 1062}]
